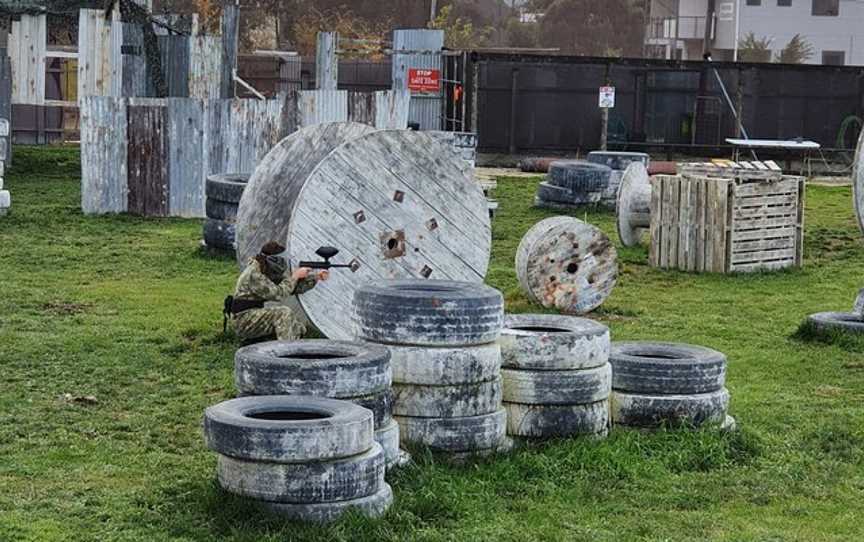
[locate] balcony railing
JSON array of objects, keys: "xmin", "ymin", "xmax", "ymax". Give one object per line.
[{"xmin": 647, "ymin": 16, "xmax": 708, "ymax": 41}]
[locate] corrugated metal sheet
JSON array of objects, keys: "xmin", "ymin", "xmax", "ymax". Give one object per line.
[
  {"xmin": 158, "ymin": 36, "xmax": 190, "ymax": 98},
  {"xmin": 297, "ymin": 89, "xmax": 347, "ymax": 127},
  {"xmin": 78, "ymin": 9, "xmax": 121, "ymax": 100},
  {"xmin": 81, "ymin": 95, "xmax": 286, "ymax": 217},
  {"xmin": 120, "ymin": 23, "xmax": 146, "ymax": 97},
  {"xmin": 315, "ymin": 32, "xmax": 338, "ymax": 90},
  {"xmin": 374, "ymin": 90, "xmax": 410, "ymax": 129},
  {"xmin": 8, "ymin": 14, "xmax": 46, "ymax": 105},
  {"xmin": 80, "ymin": 95, "xmax": 127, "ymax": 214},
  {"xmin": 279, "ymin": 56, "xmax": 302, "ymax": 93},
  {"xmin": 392, "ymin": 29, "xmax": 443, "ymax": 131},
  {"xmin": 189, "ymin": 35, "xmax": 221, "ymax": 99}
]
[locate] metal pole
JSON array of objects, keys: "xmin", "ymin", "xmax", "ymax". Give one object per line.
[
  {"xmin": 430, "ymin": 0, "xmax": 438, "ymax": 24},
  {"xmin": 733, "ymin": 0, "xmax": 741, "ymax": 61},
  {"xmin": 509, "ymin": 68, "xmax": 519, "ymax": 155}
]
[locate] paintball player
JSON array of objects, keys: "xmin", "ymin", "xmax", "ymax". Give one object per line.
[{"xmin": 224, "ymin": 241, "xmax": 329, "ymax": 342}]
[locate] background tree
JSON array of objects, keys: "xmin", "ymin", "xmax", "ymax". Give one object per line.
[
  {"xmin": 776, "ymin": 34, "xmax": 814, "ymax": 64},
  {"xmin": 738, "ymin": 32, "xmax": 772, "ymax": 63},
  {"xmin": 428, "ymin": 4, "xmax": 492, "ymax": 50},
  {"xmin": 537, "ymin": 0, "xmax": 644, "ymax": 56}
]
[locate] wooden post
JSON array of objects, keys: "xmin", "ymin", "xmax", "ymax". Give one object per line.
[
  {"xmin": 220, "ymin": 0, "xmax": 239, "ymax": 99},
  {"xmin": 735, "ymin": 67, "xmax": 744, "ymax": 138},
  {"xmin": 509, "ymin": 67, "xmax": 519, "ymax": 155},
  {"xmin": 316, "ymin": 32, "xmax": 338, "ymax": 90},
  {"xmin": 600, "ymin": 108, "xmax": 609, "ymax": 151}
]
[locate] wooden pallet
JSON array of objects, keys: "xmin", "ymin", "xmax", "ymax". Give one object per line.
[{"xmin": 649, "ymin": 173, "xmax": 804, "ymax": 273}]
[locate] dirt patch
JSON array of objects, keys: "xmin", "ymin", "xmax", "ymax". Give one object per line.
[{"xmin": 42, "ymin": 301, "xmax": 92, "ymax": 316}]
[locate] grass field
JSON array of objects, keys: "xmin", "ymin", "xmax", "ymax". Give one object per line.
[{"xmin": 1, "ymin": 146, "xmax": 863, "ymax": 541}]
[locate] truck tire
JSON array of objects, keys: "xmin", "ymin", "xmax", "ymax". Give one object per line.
[
  {"xmin": 610, "ymin": 388, "xmax": 730, "ymax": 428},
  {"xmin": 206, "ymin": 173, "xmax": 250, "ymax": 203},
  {"xmin": 505, "ymin": 400, "xmax": 609, "ymax": 438},
  {"xmin": 546, "ymin": 160, "xmax": 611, "ymax": 192},
  {"xmin": 203, "ymin": 218, "xmax": 236, "ymax": 251},
  {"xmin": 392, "ymin": 377, "xmax": 502, "ymax": 418},
  {"xmin": 805, "ymin": 312, "xmax": 864, "ymax": 335},
  {"xmin": 206, "ymin": 198, "xmax": 239, "ymax": 222},
  {"xmin": 500, "ymin": 314, "xmax": 609, "ymax": 371},
  {"xmin": 395, "ymin": 409, "xmax": 506, "ymax": 452},
  {"xmin": 260, "ymin": 482, "xmax": 393, "ymax": 523},
  {"xmin": 501, "ymin": 363, "xmax": 611, "ymax": 405},
  {"xmin": 610, "ymin": 342, "xmax": 726, "ymax": 395},
  {"xmin": 388, "ymin": 343, "xmax": 501, "ymax": 385},
  {"xmin": 204, "ymin": 396, "xmax": 373, "ymax": 463},
  {"xmin": 354, "ymin": 280, "xmax": 504, "ymax": 347}
]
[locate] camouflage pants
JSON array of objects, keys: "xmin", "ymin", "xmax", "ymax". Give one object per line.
[{"xmin": 232, "ymin": 306, "xmax": 307, "ymax": 341}]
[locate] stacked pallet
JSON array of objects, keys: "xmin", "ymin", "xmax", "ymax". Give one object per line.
[
  {"xmin": 233, "ymin": 340, "xmax": 407, "ymax": 470},
  {"xmin": 0, "ymin": 118, "xmax": 9, "ymax": 216},
  {"xmin": 354, "ymin": 280, "xmax": 510, "ymax": 459},
  {"xmin": 649, "ymin": 163, "xmax": 805, "ymax": 273},
  {"xmin": 204, "ymin": 395, "xmax": 392, "ymax": 522},
  {"xmin": 500, "ymin": 314, "xmax": 611, "ymax": 440}
]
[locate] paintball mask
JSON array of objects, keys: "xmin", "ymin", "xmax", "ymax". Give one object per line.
[{"xmin": 263, "ymin": 252, "xmax": 288, "ymax": 284}]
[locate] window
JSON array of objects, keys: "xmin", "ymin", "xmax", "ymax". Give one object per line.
[
  {"xmin": 822, "ymin": 51, "xmax": 845, "ymax": 65},
  {"xmin": 812, "ymin": 0, "xmax": 839, "ymax": 16},
  {"xmin": 746, "ymin": 0, "xmax": 761, "ymax": 5},
  {"xmin": 777, "ymin": 0, "xmax": 791, "ymax": 6}
]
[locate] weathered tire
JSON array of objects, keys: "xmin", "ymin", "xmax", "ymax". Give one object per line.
[
  {"xmin": 216, "ymin": 443, "xmax": 384, "ymax": 503},
  {"xmin": 203, "ymin": 218, "xmax": 236, "ymax": 250},
  {"xmin": 206, "ymin": 198, "xmax": 239, "ymax": 222},
  {"xmin": 501, "ymin": 363, "xmax": 611, "ymax": 405},
  {"xmin": 610, "ymin": 342, "xmax": 726, "ymax": 395},
  {"xmin": 505, "ymin": 400, "xmax": 609, "ymax": 438},
  {"xmin": 352, "ymin": 390, "xmax": 393, "ymax": 429},
  {"xmin": 500, "ymin": 314, "xmax": 609, "ymax": 371},
  {"xmin": 260, "ymin": 482, "xmax": 393, "ymax": 523},
  {"xmin": 234, "ymin": 340, "xmax": 391, "ymax": 399},
  {"xmin": 392, "ymin": 377, "xmax": 502, "ymax": 418},
  {"xmin": 600, "ymin": 170, "xmax": 624, "ymax": 207},
  {"xmin": 205, "ymin": 173, "xmax": 250, "ymax": 203},
  {"xmin": 204, "ymin": 396, "xmax": 373, "ymax": 463},
  {"xmin": 805, "ymin": 312, "xmax": 864, "ymax": 335},
  {"xmin": 395, "ymin": 408, "xmax": 506, "ymax": 452},
  {"xmin": 354, "ymin": 280, "xmax": 504, "ymax": 347},
  {"xmin": 546, "ymin": 160, "xmax": 612, "ymax": 193},
  {"xmin": 388, "ymin": 343, "xmax": 501, "ymax": 385},
  {"xmin": 375, "ymin": 419, "xmax": 401, "ymax": 469},
  {"xmin": 610, "ymin": 388, "xmax": 730, "ymax": 428},
  {"xmin": 536, "ymin": 182, "xmax": 600, "ymax": 205},
  {"xmin": 587, "ymin": 151, "xmax": 650, "ymax": 171},
  {"xmin": 515, "ymin": 216, "xmax": 618, "ymax": 314}
]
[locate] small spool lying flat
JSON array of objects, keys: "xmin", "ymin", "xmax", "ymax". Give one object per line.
[
  {"xmin": 288, "ymin": 130, "xmax": 491, "ymax": 339},
  {"xmin": 235, "ymin": 122, "xmax": 377, "ymax": 266},
  {"xmin": 516, "ymin": 216, "xmax": 617, "ymax": 314},
  {"xmin": 853, "ymin": 129, "xmax": 864, "ymax": 236},
  {"xmin": 616, "ymin": 162, "xmax": 652, "ymax": 247}
]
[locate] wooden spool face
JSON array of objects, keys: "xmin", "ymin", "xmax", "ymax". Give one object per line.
[
  {"xmin": 288, "ymin": 130, "xmax": 491, "ymax": 339},
  {"xmin": 235, "ymin": 122, "xmax": 378, "ymax": 267},
  {"xmin": 853, "ymin": 129, "xmax": 864, "ymax": 236},
  {"xmin": 517, "ymin": 217, "xmax": 617, "ymax": 314}
]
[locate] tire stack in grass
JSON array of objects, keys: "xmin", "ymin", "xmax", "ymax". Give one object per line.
[
  {"xmin": 204, "ymin": 395, "xmax": 392, "ymax": 522},
  {"xmin": 233, "ymin": 340, "xmax": 407, "ymax": 470},
  {"xmin": 535, "ymin": 160, "xmax": 612, "ymax": 209},
  {"xmin": 803, "ymin": 289, "xmax": 864, "ymax": 337},
  {"xmin": 586, "ymin": 151, "xmax": 650, "ymax": 209},
  {"xmin": 609, "ymin": 342, "xmax": 733, "ymax": 430},
  {"xmin": 354, "ymin": 280, "xmax": 509, "ymax": 459},
  {"xmin": 499, "ymin": 314, "xmax": 611, "ymax": 440},
  {"xmin": 203, "ymin": 174, "xmax": 249, "ymax": 253}
]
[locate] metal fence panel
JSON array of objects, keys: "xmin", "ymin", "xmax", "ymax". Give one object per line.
[
  {"xmin": 167, "ymin": 98, "xmax": 204, "ymax": 217},
  {"xmin": 297, "ymin": 89, "xmax": 347, "ymax": 126},
  {"xmin": 189, "ymin": 35, "xmax": 221, "ymax": 99},
  {"xmin": 80, "ymin": 95, "xmax": 127, "ymax": 214},
  {"xmin": 392, "ymin": 29, "xmax": 443, "ymax": 130}
]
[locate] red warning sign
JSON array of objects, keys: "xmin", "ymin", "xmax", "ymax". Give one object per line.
[{"xmin": 407, "ymin": 68, "xmax": 441, "ymax": 93}]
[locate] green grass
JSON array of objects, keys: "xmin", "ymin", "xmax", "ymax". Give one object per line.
[{"xmin": 1, "ymin": 146, "xmax": 864, "ymax": 541}]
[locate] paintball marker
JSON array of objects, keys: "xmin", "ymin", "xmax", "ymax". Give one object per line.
[{"xmin": 298, "ymin": 246, "xmax": 358, "ymax": 271}]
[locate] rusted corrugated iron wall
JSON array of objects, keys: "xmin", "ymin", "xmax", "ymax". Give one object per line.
[{"xmin": 392, "ymin": 29, "xmax": 443, "ymax": 131}]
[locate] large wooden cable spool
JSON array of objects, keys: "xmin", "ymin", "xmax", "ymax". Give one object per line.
[
  {"xmin": 237, "ymin": 126, "xmax": 491, "ymax": 340},
  {"xmin": 516, "ymin": 216, "xmax": 617, "ymax": 314},
  {"xmin": 616, "ymin": 163, "xmax": 652, "ymax": 247},
  {"xmin": 853, "ymin": 129, "xmax": 864, "ymax": 236},
  {"xmin": 236, "ymin": 122, "xmax": 378, "ymax": 266}
]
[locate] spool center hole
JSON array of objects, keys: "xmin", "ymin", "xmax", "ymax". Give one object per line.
[
  {"xmin": 387, "ymin": 238, "xmax": 398, "ymax": 250},
  {"xmin": 566, "ymin": 263, "xmax": 579, "ymax": 274},
  {"xmin": 247, "ymin": 410, "xmax": 332, "ymax": 421}
]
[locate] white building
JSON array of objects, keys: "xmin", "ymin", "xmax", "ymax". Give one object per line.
[{"xmin": 645, "ymin": 0, "xmax": 864, "ymax": 65}]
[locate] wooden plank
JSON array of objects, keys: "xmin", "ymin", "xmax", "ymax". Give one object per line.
[
  {"xmin": 649, "ymin": 175, "xmax": 662, "ymax": 268},
  {"xmin": 732, "ymin": 237, "xmax": 796, "ymax": 252},
  {"xmin": 731, "ymin": 248, "xmax": 798, "ymax": 264},
  {"xmin": 734, "ymin": 194, "xmax": 799, "ymax": 208},
  {"xmin": 127, "ymin": 104, "xmax": 169, "ymax": 217},
  {"xmin": 80, "ymin": 96, "xmax": 127, "ymax": 214},
  {"xmin": 732, "ymin": 226, "xmax": 797, "ymax": 241},
  {"xmin": 732, "ymin": 215, "xmax": 800, "ymax": 229},
  {"xmin": 668, "ymin": 177, "xmax": 679, "ymax": 269},
  {"xmin": 734, "ymin": 178, "xmax": 800, "ymax": 197},
  {"xmin": 696, "ymin": 177, "xmax": 707, "ymax": 272},
  {"xmin": 796, "ymin": 177, "xmax": 805, "ymax": 266},
  {"xmin": 677, "ymin": 176, "xmax": 690, "ymax": 270},
  {"xmin": 731, "ymin": 259, "xmax": 796, "ymax": 273},
  {"xmin": 718, "ymin": 181, "xmax": 731, "ymax": 273},
  {"xmin": 658, "ymin": 176, "xmax": 672, "ymax": 268}
]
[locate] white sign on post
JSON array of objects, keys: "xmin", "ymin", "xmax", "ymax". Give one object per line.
[{"xmin": 599, "ymin": 86, "xmax": 616, "ymax": 109}]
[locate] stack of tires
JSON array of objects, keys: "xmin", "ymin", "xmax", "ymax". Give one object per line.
[
  {"xmin": 586, "ymin": 151, "xmax": 650, "ymax": 209},
  {"xmin": 203, "ymin": 395, "xmax": 392, "ymax": 522},
  {"xmin": 499, "ymin": 314, "xmax": 612, "ymax": 439},
  {"xmin": 609, "ymin": 342, "xmax": 734, "ymax": 430},
  {"xmin": 233, "ymin": 340, "xmax": 406, "ymax": 470},
  {"xmin": 354, "ymin": 280, "xmax": 510, "ymax": 459},
  {"xmin": 203, "ymin": 173, "xmax": 249, "ymax": 253},
  {"xmin": 535, "ymin": 160, "xmax": 613, "ymax": 209}
]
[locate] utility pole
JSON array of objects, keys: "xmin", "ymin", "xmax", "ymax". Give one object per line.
[{"xmin": 430, "ymin": 0, "xmax": 438, "ymax": 24}]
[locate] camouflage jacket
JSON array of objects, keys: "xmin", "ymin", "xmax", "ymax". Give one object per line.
[{"xmin": 233, "ymin": 258, "xmax": 317, "ymax": 302}]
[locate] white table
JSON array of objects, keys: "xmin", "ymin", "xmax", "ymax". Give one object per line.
[{"xmin": 726, "ymin": 138, "xmax": 821, "ymax": 175}]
